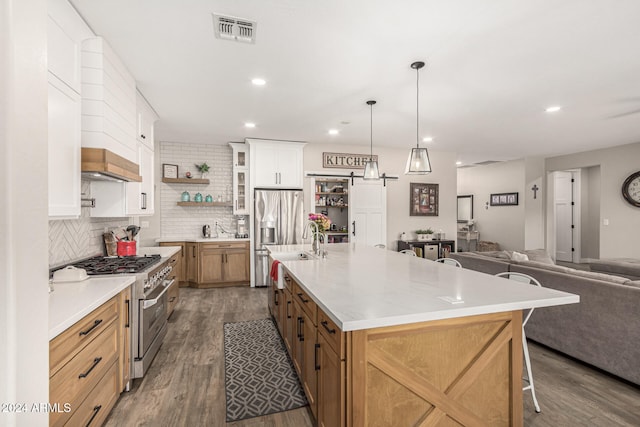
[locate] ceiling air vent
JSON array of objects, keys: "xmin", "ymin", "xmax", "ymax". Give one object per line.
[{"xmin": 212, "ymin": 14, "xmax": 256, "ymax": 44}]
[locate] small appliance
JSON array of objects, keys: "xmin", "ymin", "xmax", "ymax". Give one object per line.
[{"xmin": 202, "ymin": 224, "xmax": 211, "ymax": 238}]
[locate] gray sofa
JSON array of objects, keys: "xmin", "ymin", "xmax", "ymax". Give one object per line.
[
  {"xmin": 589, "ymin": 258, "xmax": 640, "ymax": 280},
  {"xmin": 449, "ymin": 251, "xmax": 640, "ymax": 385}
]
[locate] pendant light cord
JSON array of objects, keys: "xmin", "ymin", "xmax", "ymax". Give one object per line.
[
  {"xmin": 416, "ymin": 65, "xmax": 420, "ymax": 149},
  {"xmin": 370, "ymin": 102, "xmax": 373, "ymax": 157}
]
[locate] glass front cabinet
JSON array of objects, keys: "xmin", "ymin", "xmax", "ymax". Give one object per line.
[{"xmin": 229, "ymin": 143, "xmax": 249, "ymax": 215}]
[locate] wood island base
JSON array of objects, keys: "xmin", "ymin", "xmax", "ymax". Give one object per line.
[{"xmin": 349, "ymin": 311, "xmax": 523, "ymax": 427}]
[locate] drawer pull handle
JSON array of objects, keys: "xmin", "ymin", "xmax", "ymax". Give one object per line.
[
  {"xmin": 79, "ymin": 319, "xmax": 102, "ymax": 336},
  {"xmin": 286, "ymin": 300, "xmax": 291, "ymax": 319},
  {"xmin": 315, "ymin": 343, "xmax": 321, "ymax": 371},
  {"xmin": 321, "ymin": 320, "xmax": 336, "ymax": 334},
  {"xmin": 125, "ymin": 300, "xmax": 130, "ymax": 328},
  {"xmin": 78, "ymin": 357, "xmax": 102, "ymax": 379},
  {"xmin": 86, "ymin": 405, "xmax": 102, "ymax": 426},
  {"xmin": 297, "ymin": 293, "xmax": 309, "ymax": 303}
]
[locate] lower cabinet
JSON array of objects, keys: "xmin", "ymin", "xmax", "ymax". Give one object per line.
[
  {"xmin": 275, "ymin": 272, "xmax": 344, "ymax": 426},
  {"xmin": 186, "ymin": 243, "xmax": 198, "ymax": 283},
  {"xmin": 49, "ymin": 287, "xmax": 131, "ymax": 427}
]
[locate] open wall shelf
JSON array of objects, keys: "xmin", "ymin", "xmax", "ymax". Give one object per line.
[
  {"xmin": 177, "ymin": 201, "xmax": 232, "ymax": 207},
  {"xmin": 162, "ymin": 177, "xmax": 210, "ymax": 184}
]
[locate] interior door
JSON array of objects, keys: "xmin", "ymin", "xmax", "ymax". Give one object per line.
[
  {"xmin": 348, "ymin": 179, "xmax": 387, "ymax": 247},
  {"xmin": 554, "ymin": 171, "xmax": 573, "ymax": 262}
]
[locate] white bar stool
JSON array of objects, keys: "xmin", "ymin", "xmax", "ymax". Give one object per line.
[
  {"xmin": 434, "ymin": 258, "xmax": 462, "ymax": 267},
  {"xmin": 494, "ymin": 271, "xmax": 542, "ymax": 413},
  {"xmin": 399, "ymin": 249, "xmax": 417, "ymax": 256}
]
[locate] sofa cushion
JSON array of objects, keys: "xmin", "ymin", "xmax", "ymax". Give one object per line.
[
  {"xmin": 515, "ymin": 260, "xmax": 573, "ymax": 274},
  {"xmin": 524, "ymin": 249, "xmax": 555, "ymax": 265},
  {"xmin": 623, "ymin": 280, "xmax": 640, "ymax": 288},
  {"xmin": 563, "ymin": 269, "xmax": 630, "ymax": 285},
  {"xmin": 589, "ymin": 259, "xmax": 640, "ymax": 280},
  {"xmin": 471, "ymin": 250, "xmax": 512, "ymax": 260}
]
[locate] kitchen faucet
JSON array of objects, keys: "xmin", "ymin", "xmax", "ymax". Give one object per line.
[{"xmin": 302, "ymin": 220, "xmax": 327, "ymax": 258}]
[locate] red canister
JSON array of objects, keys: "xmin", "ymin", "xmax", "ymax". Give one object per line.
[{"xmin": 117, "ymin": 241, "xmax": 137, "ymax": 256}]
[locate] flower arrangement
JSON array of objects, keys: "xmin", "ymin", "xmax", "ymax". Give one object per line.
[
  {"xmin": 415, "ymin": 228, "xmax": 434, "ymax": 235},
  {"xmin": 309, "ymin": 213, "xmax": 331, "ymax": 232}
]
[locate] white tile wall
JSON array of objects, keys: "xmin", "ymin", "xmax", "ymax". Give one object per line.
[
  {"xmin": 48, "ymin": 180, "xmax": 130, "ymax": 267},
  {"xmin": 160, "ymin": 142, "xmax": 240, "ymax": 239}
]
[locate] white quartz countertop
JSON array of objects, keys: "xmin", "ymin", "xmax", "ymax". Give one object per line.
[
  {"xmin": 137, "ymin": 245, "xmax": 182, "ymax": 258},
  {"xmin": 268, "ymin": 243, "xmax": 580, "ymax": 332},
  {"xmin": 156, "ymin": 237, "xmax": 250, "ymax": 243},
  {"xmin": 49, "ymin": 276, "xmax": 135, "ymax": 340}
]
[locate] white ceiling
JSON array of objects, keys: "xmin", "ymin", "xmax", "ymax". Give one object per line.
[{"xmin": 69, "ymin": 0, "xmax": 640, "ymax": 166}]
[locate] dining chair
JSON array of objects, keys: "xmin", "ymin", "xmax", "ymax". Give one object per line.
[
  {"xmin": 494, "ymin": 271, "xmax": 542, "ymax": 413},
  {"xmin": 434, "ymin": 258, "xmax": 462, "ymax": 267},
  {"xmin": 399, "ymin": 249, "xmax": 417, "ymax": 256}
]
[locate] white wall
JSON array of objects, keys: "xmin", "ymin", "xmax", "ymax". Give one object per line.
[
  {"xmin": 524, "ymin": 157, "xmax": 545, "ymax": 249},
  {"xmin": 581, "ymin": 166, "xmax": 601, "ymax": 259},
  {"xmin": 1, "ymin": 0, "xmax": 49, "ymax": 424},
  {"xmin": 303, "ymin": 143, "xmax": 458, "ymax": 250},
  {"xmin": 546, "ymin": 141, "xmax": 640, "ymax": 258},
  {"xmin": 457, "ymin": 160, "xmax": 526, "ymax": 251}
]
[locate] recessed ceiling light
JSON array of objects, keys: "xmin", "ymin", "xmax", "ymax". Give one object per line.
[
  {"xmin": 244, "ymin": 122, "xmax": 256, "ymax": 128},
  {"xmin": 251, "ymin": 78, "xmax": 266, "ymax": 86},
  {"xmin": 456, "ymin": 161, "xmax": 462, "ymax": 166},
  {"xmin": 328, "ymin": 129, "xmax": 339, "ymax": 135},
  {"xmin": 422, "ymin": 137, "xmax": 434, "ymax": 143},
  {"xmin": 545, "ymin": 106, "xmax": 562, "ymax": 113}
]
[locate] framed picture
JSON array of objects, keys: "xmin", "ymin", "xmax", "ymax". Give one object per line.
[
  {"xmin": 162, "ymin": 164, "xmax": 178, "ymax": 179},
  {"xmin": 490, "ymin": 192, "xmax": 519, "ymax": 206},
  {"xmin": 410, "ymin": 183, "xmax": 439, "ymax": 216}
]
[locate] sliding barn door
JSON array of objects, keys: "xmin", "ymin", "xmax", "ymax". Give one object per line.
[{"xmin": 348, "ymin": 179, "xmax": 387, "ymax": 247}]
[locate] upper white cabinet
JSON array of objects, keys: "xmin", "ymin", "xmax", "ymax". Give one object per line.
[
  {"xmin": 136, "ymin": 91, "xmax": 158, "ymax": 150},
  {"xmin": 47, "ymin": 0, "xmax": 93, "ymax": 219},
  {"xmin": 81, "ymin": 37, "xmax": 138, "ymax": 163},
  {"xmin": 247, "ymin": 139, "xmax": 305, "ymax": 189},
  {"xmin": 229, "ymin": 143, "xmax": 249, "ymax": 215},
  {"xmin": 125, "ymin": 143, "xmax": 154, "ymax": 215}
]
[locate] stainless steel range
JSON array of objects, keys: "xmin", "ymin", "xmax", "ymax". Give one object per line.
[{"xmin": 60, "ymin": 254, "xmax": 174, "ymax": 379}]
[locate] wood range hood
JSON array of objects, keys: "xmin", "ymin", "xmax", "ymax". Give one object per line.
[{"xmin": 81, "ymin": 148, "xmax": 142, "ymax": 182}]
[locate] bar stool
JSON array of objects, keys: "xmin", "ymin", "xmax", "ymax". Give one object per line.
[
  {"xmin": 494, "ymin": 272, "xmax": 542, "ymax": 413},
  {"xmin": 434, "ymin": 258, "xmax": 462, "ymax": 267},
  {"xmin": 400, "ymin": 249, "xmax": 417, "ymax": 256},
  {"xmin": 374, "ymin": 244, "xmax": 386, "ymax": 249}
]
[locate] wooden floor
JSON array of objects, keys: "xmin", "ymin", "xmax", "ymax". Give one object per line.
[{"xmin": 105, "ymin": 287, "xmax": 640, "ymax": 427}]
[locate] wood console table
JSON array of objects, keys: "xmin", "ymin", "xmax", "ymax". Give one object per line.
[{"xmin": 398, "ymin": 240, "xmax": 456, "ymax": 259}]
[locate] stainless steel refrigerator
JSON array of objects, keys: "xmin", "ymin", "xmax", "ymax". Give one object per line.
[{"xmin": 254, "ymin": 189, "xmax": 305, "ymax": 287}]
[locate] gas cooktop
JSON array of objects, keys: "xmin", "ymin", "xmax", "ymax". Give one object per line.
[{"xmin": 66, "ymin": 254, "xmax": 162, "ymax": 275}]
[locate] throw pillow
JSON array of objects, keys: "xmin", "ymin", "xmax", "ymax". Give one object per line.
[
  {"xmin": 524, "ymin": 249, "xmax": 555, "ymax": 265},
  {"xmin": 510, "ymin": 251, "xmax": 529, "ymax": 262}
]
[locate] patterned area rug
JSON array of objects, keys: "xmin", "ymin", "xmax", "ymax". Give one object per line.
[{"xmin": 223, "ymin": 318, "xmax": 307, "ymax": 422}]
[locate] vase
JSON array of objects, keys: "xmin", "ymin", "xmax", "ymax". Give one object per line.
[{"xmin": 201, "ymin": 172, "xmax": 208, "ymax": 179}]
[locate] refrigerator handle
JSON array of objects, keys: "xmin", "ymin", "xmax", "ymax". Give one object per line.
[{"xmin": 352, "ymin": 220, "xmax": 356, "ymax": 236}]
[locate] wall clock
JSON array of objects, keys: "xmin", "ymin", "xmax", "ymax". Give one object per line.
[{"xmin": 622, "ymin": 171, "xmax": 640, "ymax": 207}]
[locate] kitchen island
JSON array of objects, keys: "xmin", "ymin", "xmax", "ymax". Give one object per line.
[{"xmin": 267, "ymin": 243, "xmax": 579, "ymax": 427}]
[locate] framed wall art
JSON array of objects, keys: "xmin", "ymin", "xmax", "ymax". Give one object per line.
[
  {"xmin": 162, "ymin": 164, "xmax": 179, "ymax": 179},
  {"xmin": 410, "ymin": 183, "xmax": 439, "ymax": 216},
  {"xmin": 490, "ymin": 192, "xmax": 519, "ymax": 206}
]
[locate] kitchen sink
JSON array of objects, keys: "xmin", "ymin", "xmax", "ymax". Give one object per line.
[{"xmin": 273, "ymin": 251, "xmax": 318, "ymax": 261}]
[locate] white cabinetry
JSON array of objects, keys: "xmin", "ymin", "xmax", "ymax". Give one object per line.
[
  {"xmin": 81, "ymin": 37, "xmax": 138, "ymax": 163},
  {"xmin": 47, "ymin": 0, "xmax": 92, "ymax": 219},
  {"xmin": 247, "ymin": 139, "xmax": 305, "ymax": 189},
  {"xmin": 229, "ymin": 143, "xmax": 249, "ymax": 215},
  {"xmin": 136, "ymin": 91, "xmax": 157, "ymax": 150}
]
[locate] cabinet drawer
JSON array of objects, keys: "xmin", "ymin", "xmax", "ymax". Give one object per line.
[
  {"xmin": 50, "ymin": 296, "xmax": 118, "ymax": 376},
  {"xmin": 61, "ymin": 360, "xmax": 119, "ymax": 427},
  {"xmin": 166, "ymin": 280, "xmax": 179, "ymax": 318},
  {"xmin": 293, "ymin": 281, "xmax": 317, "ymax": 326},
  {"xmin": 283, "ymin": 271, "xmax": 294, "ymax": 291},
  {"xmin": 200, "ymin": 241, "xmax": 247, "ymax": 250},
  {"xmin": 318, "ymin": 309, "xmax": 345, "ymax": 360},
  {"xmin": 50, "ymin": 320, "xmax": 119, "ymax": 427}
]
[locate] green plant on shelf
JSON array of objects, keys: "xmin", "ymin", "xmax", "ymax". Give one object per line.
[
  {"xmin": 415, "ymin": 228, "xmax": 434, "ymax": 234},
  {"xmin": 195, "ymin": 162, "xmax": 210, "ymax": 178}
]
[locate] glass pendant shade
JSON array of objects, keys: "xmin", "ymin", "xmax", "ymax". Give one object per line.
[
  {"xmin": 363, "ymin": 159, "xmax": 380, "ymax": 180},
  {"xmin": 363, "ymin": 99, "xmax": 380, "ymax": 180},
  {"xmin": 405, "ymin": 147, "xmax": 432, "ymax": 174},
  {"xmin": 404, "ymin": 61, "xmax": 432, "ymax": 175}
]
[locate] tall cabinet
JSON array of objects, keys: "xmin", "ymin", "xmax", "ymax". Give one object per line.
[
  {"xmin": 247, "ymin": 139, "xmax": 306, "ymax": 189},
  {"xmin": 229, "ymin": 143, "xmax": 249, "ymax": 215}
]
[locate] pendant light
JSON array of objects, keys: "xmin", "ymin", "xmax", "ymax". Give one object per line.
[
  {"xmin": 405, "ymin": 61, "xmax": 432, "ymax": 174},
  {"xmin": 363, "ymin": 100, "xmax": 380, "ymax": 180}
]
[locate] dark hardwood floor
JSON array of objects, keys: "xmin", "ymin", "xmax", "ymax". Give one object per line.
[{"xmin": 105, "ymin": 287, "xmax": 640, "ymax": 427}]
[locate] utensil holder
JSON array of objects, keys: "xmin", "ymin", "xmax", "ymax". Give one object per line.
[{"xmin": 117, "ymin": 241, "xmax": 137, "ymax": 256}]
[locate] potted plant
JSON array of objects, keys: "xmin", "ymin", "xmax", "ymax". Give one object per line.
[
  {"xmin": 195, "ymin": 162, "xmax": 210, "ymax": 179},
  {"xmin": 415, "ymin": 228, "xmax": 434, "ymax": 241}
]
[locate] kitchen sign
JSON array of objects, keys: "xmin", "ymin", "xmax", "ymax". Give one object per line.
[{"xmin": 322, "ymin": 152, "xmax": 378, "ymax": 169}]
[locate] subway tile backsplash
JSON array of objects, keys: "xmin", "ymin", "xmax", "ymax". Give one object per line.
[{"xmin": 160, "ymin": 142, "xmax": 239, "ymax": 239}]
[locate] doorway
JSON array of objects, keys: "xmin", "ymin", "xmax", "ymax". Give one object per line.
[{"xmin": 552, "ymin": 170, "xmax": 581, "ymax": 263}]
